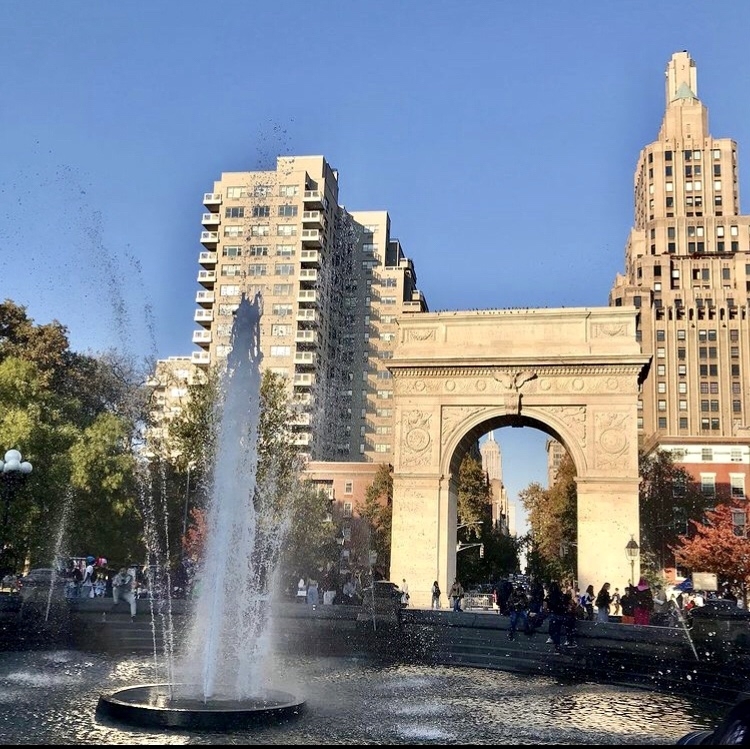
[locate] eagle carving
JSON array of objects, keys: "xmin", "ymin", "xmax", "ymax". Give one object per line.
[{"xmin": 493, "ymin": 370, "xmax": 537, "ymax": 414}]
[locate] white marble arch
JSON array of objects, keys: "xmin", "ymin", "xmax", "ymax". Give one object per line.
[{"xmin": 387, "ymin": 306, "xmax": 651, "ymax": 609}]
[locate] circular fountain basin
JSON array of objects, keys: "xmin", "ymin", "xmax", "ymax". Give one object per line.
[{"xmin": 96, "ymin": 683, "xmax": 305, "ymax": 730}]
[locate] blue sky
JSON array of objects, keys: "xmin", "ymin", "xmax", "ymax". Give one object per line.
[{"xmin": 4, "ymin": 1, "xmax": 750, "ymax": 527}]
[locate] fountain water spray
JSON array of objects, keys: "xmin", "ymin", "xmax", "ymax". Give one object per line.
[{"xmin": 98, "ymin": 291, "xmax": 304, "ymax": 728}]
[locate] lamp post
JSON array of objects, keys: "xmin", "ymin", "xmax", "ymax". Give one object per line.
[
  {"xmin": 625, "ymin": 534, "xmax": 640, "ymax": 585},
  {"xmin": 0, "ymin": 449, "xmax": 33, "ymax": 531}
]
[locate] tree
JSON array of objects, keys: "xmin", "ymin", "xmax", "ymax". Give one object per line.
[
  {"xmin": 672, "ymin": 502, "xmax": 750, "ymax": 605},
  {"xmin": 639, "ymin": 448, "xmax": 710, "ymax": 575},
  {"xmin": 0, "ymin": 301, "xmax": 149, "ymax": 571},
  {"xmin": 519, "ymin": 452, "xmax": 577, "ymax": 582},
  {"xmin": 457, "ymin": 453, "xmax": 490, "ymax": 536},
  {"xmin": 361, "ymin": 464, "xmax": 393, "ymax": 579}
]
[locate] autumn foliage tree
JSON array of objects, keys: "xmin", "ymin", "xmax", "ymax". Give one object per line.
[
  {"xmin": 520, "ymin": 451, "xmax": 577, "ymax": 582},
  {"xmin": 672, "ymin": 502, "xmax": 750, "ymax": 605}
]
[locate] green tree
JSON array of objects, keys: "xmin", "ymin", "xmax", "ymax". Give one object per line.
[
  {"xmin": 0, "ymin": 301, "xmax": 148, "ymax": 571},
  {"xmin": 361, "ymin": 463, "xmax": 393, "ymax": 579},
  {"xmin": 457, "ymin": 453, "xmax": 490, "ymax": 536}
]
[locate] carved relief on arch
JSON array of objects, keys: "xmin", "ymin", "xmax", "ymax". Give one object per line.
[
  {"xmin": 440, "ymin": 405, "xmax": 496, "ymax": 449},
  {"xmin": 404, "ymin": 328, "xmax": 436, "ymax": 343},
  {"xmin": 401, "ymin": 410, "xmax": 434, "ymax": 467},
  {"xmin": 594, "ymin": 412, "xmax": 631, "ymax": 470},
  {"xmin": 545, "ymin": 405, "xmax": 587, "ymax": 448}
]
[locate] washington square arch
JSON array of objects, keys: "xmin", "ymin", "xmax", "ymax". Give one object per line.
[{"xmin": 387, "ymin": 305, "xmax": 651, "ymax": 609}]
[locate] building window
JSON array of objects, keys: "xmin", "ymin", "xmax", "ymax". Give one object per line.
[
  {"xmin": 733, "ymin": 399, "xmax": 742, "ymax": 413},
  {"xmin": 278, "ymin": 205, "xmax": 298, "ymax": 217},
  {"xmin": 658, "ymin": 417, "xmax": 667, "ymax": 429},
  {"xmin": 247, "ymin": 264, "xmax": 267, "ymax": 277},
  {"xmin": 279, "ymin": 184, "xmax": 299, "ymax": 197},
  {"xmin": 679, "ymin": 400, "xmax": 688, "ymax": 411},
  {"xmin": 657, "ymin": 364, "xmax": 666, "ymax": 376},
  {"xmin": 223, "ymin": 246, "xmax": 243, "ymax": 257},
  {"xmin": 219, "ymin": 284, "xmax": 240, "ymax": 296},
  {"xmin": 658, "ymin": 400, "xmax": 667, "ymax": 411},
  {"xmin": 225, "ymin": 206, "xmax": 244, "ymax": 218},
  {"xmin": 658, "ymin": 382, "xmax": 667, "ymax": 394},
  {"xmin": 276, "ymin": 244, "xmax": 296, "ymax": 257},
  {"xmin": 731, "ymin": 448, "xmax": 743, "ymax": 462},
  {"xmin": 250, "ymin": 225, "xmax": 270, "ymax": 237},
  {"xmin": 275, "ymin": 263, "xmax": 294, "ymax": 276},
  {"xmin": 678, "ymin": 382, "xmax": 687, "ymax": 394},
  {"xmin": 657, "ymin": 347, "xmax": 665, "ymax": 359},
  {"xmin": 731, "ymin": 475, "xmax": 746, "ymax": 499},
  {"xmin": 224, "ymin": 226, "xmax": 244, "ymax": 238},
  {"xmin": 277, "ymin": 224, "xmax": 297, "ymax": 236},
  {"xmin": 272, "ymin": 284, "xmax": 293, "ymax": 295},
  {"xmin": 732, "ymin": 509, "xmax": 747, "ymax": 538},
  {"xmin": 700, "ymin": 474, "xmax": 716, "ymax": 497},
  {"xmin": 251, "ymin": 205, "xmax": 270, "ymax": 218},
  {"xmin": 271, "ymin": 324, "xmax": 290, "ymax": 337},
  {"xmin": 271, "ymin": 303, "xmax": 293, "ymax": 317},
  {"xmin": 247, "ymin": 246, "xmax": 268, "ymax": 257},
  {"xmin": 679, "ymin": 417, "xmax": 688, "ymax": 429},
  {"xmin": 702, "ymin": 448, "xmax": 713, "ymax": 461}
]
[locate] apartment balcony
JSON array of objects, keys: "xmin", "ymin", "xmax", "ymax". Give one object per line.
[
  {"xmin": 200, "ymin": 231, "xmax": 219, "ymax": 247},
  {"xmin": 292, "ymin": 432, "xmax": 312, "ymax": 447},
  {"xmin": 195, "ymin": 290, "xmax": 215, "ymax": 306},
  {"xmin": 191, "ymin": 351, "xmax": 211, "ymax": 366},
  {"xmin": 199, "ymin": 251, "xmax": 217, "ymax": 267},
  {"xmin": 194, "ymin": 308, "xmax": 214, "ymax": 326},
  {"xmin": 299, "ymin": 268, "xmax": 318, "ymax": 282},
  {"xmin": 294, "ymin": 351, "xmax": 317, "ymax": 367},
  {"xmin": 293, "ymin": 373, "xmax": 315, "ymax": 387},
  {"xmin": 296, "ymin": 309, "xmax": 319, "ymax": 324},
  {"xmin": 197, "ymin": 270, "xmax": 216, "ymax": 287},
  {"xmin": 297, "ymin": 289, "xmax": 318, "ymax": 304},
  {"xmin": 303, "ymin": 190, "xmax": 324, "ymax": 208},
  {"xmin": 399, "ymin": 257, "xmax": 415, "ymax": 275},
  {"xmin": 201, "ymin": 213, "xmax": 220, "ymax": 227},
  {"xmin": 295, "ymin": 393, "xmax": 313, "ymax": 407},
  {"xmin": 301, "ymin": 228, "xmax": 322, "ymax": 247},
  {"xmin": 192, "ymin": 329, "xmax": 212, "ymax": 347},
  {"xmin": 300, "ymin": 249, "xmax": 321, "ymax": 266},
  {"xmin": 302, "ymin": 210, "xmax": 324, "ymax": 227},
  {"xmin": 295, "ymin": 330, "xmax": 318, "ymax": 344},
  {"xmin": 203, "ymin": 193, "xmax": 222, "ymax": 209},
  {"xmin": 290, "ymin": 412, "xmax": 312, "ymax": 427}
]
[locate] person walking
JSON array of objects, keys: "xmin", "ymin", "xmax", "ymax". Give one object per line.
[
  {"xmin": 544, "ymin": 581, "xmax": 566, "ymax": 654},
  {"xmin": 111, "ymin": 567, "xmax": 137, "ymax": 621},
  {"xmin": 594, "ymin": 582, "xmax": 612, "ymax": 623},
  {"xmin": 611, "ymin": 587, "xmax": 621, "ymax": 616},
  {"xmin": 431, "ymin": 580, "xmax": 441, "ymax": 609},
  {"xmin": 581, "ymin": 584, "xmax": 595, "ymax": 621},
  {"xmin": 81, "ymin": 556, "xmax": 95, "ymax": 599},
  {"xmin": 449, "ymin": 578, "xmax": 464, "ymax": 612},
  {"xmin": 400, "ymin": 579, "xmax": 410, "ymax": 606},
  {"xmin": 507, "ymin": 585, "xmax": 529, "ymax": 640}
]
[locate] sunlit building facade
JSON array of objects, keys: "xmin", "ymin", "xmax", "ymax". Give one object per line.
[{"xmin": 610, "ymin": 51, "xmax": 750, "ymax": 502}]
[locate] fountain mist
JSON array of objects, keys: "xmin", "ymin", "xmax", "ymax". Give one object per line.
[{"xmin": 179, "ymin": 292, "xmax": 272, "ymax": 701}]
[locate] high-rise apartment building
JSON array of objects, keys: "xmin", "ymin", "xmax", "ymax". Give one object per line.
[
  {"xmin": 610, "ymin": 51, "xmax": 750, "ymax": 499},
  {"xmin": 479, "ymin": 432, "xmax": 510, "ymax": 532},
  {"xmin": 545, "ymin": 438, "xmax": 566, "ymax": 488},
  {"xmin": 192, "ymin": 155, "xmax": 427, "ymax": 463}
]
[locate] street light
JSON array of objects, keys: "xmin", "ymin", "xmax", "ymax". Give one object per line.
[
  {"xmin": 625, "ymin": 534, "xmax": 640, "ymax": 585},
  {"xmin": 1, "ymin": 449, "xmax": 33, "ymax": 530}
]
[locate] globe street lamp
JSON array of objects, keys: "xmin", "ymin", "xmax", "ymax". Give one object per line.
[
  {"xmin": 625, "ymin": 534, "xmax": 640, "ymax": 586},
  {"xmin": 1, "ymin": 449, "xmax": 33, "ymax": 532}
]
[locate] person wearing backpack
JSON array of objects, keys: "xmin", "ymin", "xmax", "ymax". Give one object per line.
[{"xmin": 112, "ymin": 567, "xmax": 137, "ymax": 621}]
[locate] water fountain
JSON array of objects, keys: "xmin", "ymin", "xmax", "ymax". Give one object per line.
[{"xmin": 96, "ymin": 292, "xmax": 305, "ymax": 729}]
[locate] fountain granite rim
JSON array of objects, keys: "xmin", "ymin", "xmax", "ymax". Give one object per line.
[{"xmin": 96, "ymin": 683, "xmax": 305, "ymax": 730}]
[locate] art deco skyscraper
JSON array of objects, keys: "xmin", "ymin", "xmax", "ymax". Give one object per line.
[{"xmin": 610, "ymin": 51, "xmax": 750, "ymax": 500}]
